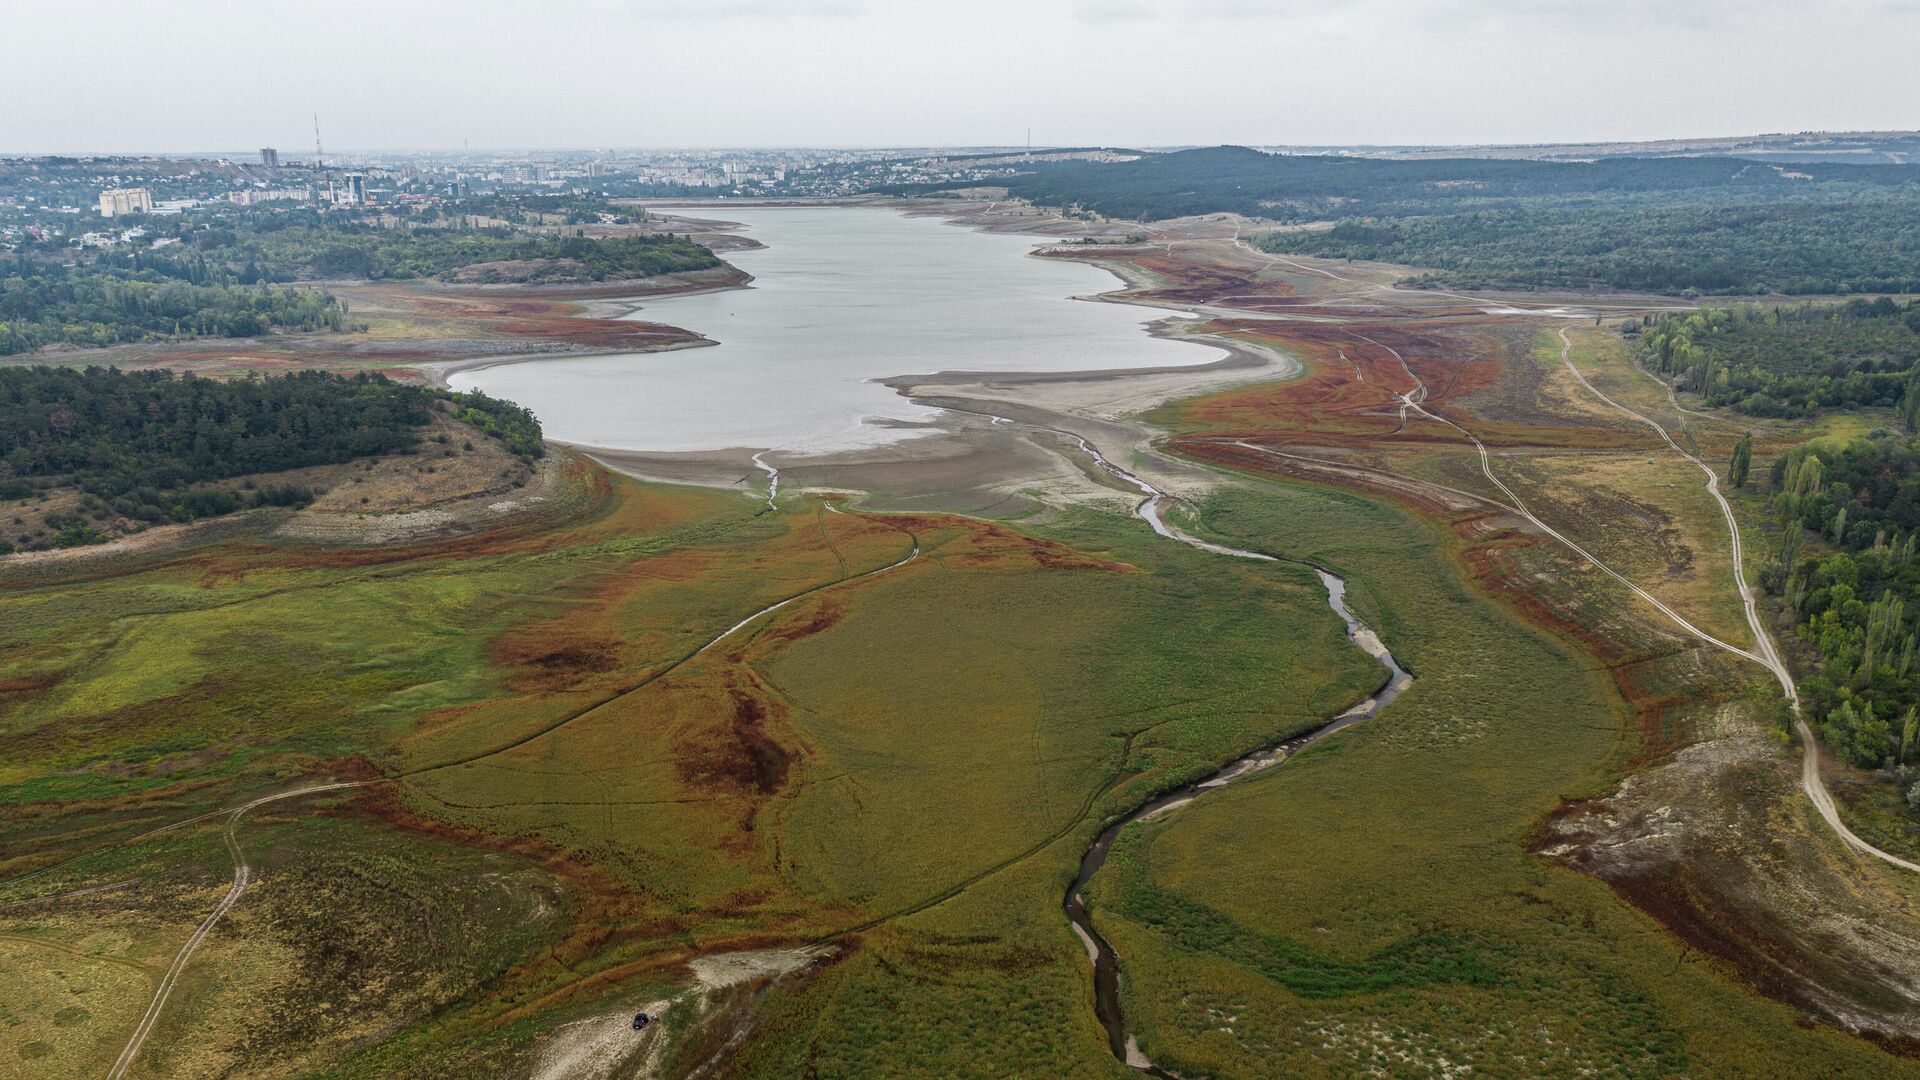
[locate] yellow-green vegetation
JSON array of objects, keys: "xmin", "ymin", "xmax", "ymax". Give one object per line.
[
  {"xmin": 1126, "ymin": 306, "xmax": 1920, "ymax": 1074},
  {"xmin": 0, "ymin": 789, "xmax": 565, "ymax": 1078},
  {"xmin": 1809, "ymin": 410, "xmax": 1880, "ymax": 449},
  {"xmin": 1082, "ymin": 477, "xmax": 1915, "ymax": 1078},
  {"xmin": 695, "ymin": 502, "xmax": 1384, "ymax": 1078},
  {"xmin": 1496, "ymin": 448, "xmax": 1752, "ymax": 646},
  {"xmin": 1, "ymin": 457, "xmax": 1389, "ymax": 1075},
  {"xmin": 11, "ymin": 308, "xmax": 1917, "ymax": 1076}
]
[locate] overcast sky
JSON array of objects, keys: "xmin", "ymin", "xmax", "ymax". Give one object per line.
[{"xmin": 5, "ymin": 0, "xmax": 1916, "ymax": 153}]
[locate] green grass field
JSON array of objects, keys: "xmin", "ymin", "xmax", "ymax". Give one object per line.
[
  {"xmin": 7, "ymin": 336, "xmax": 1918, "ymax": 1075},
  {"xmin": 1074, "ymin": 476, "xmax": 1912, "ymax": 1078},
  {"xmin": 0, "ymin": 461, "xmax": 1389, "ymax": 1076}
]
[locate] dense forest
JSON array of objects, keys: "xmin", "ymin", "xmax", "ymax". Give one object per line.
[
  {"xmin": 908, "ymin": 145, "xmax": 1920, "ymax": 220},
  {"xmin": 1257, "ymin": 200, "xmax": 1920, "ymax": 295},
  {"xmin": 0, "ymin": 258, "xmax": 356, "ymax": 355},
  {"xmin": 1632, "ymin": 300, "xmax": 1920, "ymax": 785},
  {"xmin": 0, "ymin": 218, "xmax": 719, "ymax": 355},
  {"xmin": 901, "ymin": 146, "xmax": 1920, "ymax": 295},
  {"xmin": 188, "ymin": 219, "xmax": 720, "ymax": 283},
  {"xmin": 1631, "ymin": 299, "xmax": 1920, "ymax": 416},
  {"xmin": 0, "ymin": 366, "xmax": 541, "ymax": 532},
  {"xmin": 1757, "ymin": 437, "xmax": 1920, "ymax": 783}
]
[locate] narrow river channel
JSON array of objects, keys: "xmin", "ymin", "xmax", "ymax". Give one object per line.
[{"xmin": 1062, "ymin": 435, "xmax": 1413, "ymax": 1074}]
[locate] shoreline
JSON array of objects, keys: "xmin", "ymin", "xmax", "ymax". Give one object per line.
[
  {"xmin": 421, "ymin": 334, "xmax": 722, "ymax": 390},
  {"xmin": 501, "ymin": 199, "xmax": 1303, "ymax": 489},
  {"xmin": 412, "ymin": 263, "xmax": 761, "ymax": 389},
  {"xmin": 876, "ymin": 313, "xmax": 1280, "ymax": 391}
]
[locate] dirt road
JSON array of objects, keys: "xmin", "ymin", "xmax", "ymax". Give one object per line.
[
  {"xmin": 1342, "ymin": 328, "xmax": 1764, "ymax": 662},
  {"xmin": 1551, "ymin": 327, "xmax": 1920, "ymax": 876},
  {"xmin": 106, "ymin": 782, "xmax": 363, "ymax": 1080}
]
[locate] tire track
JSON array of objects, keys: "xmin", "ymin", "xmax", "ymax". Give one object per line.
[{"xmin": 107, "ymin": 781, "xmax": 360, "ymax": 1080}]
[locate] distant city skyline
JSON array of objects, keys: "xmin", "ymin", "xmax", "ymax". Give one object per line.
[{"xmin": 5, "ymin": 0, "xmax": 1918, "ymax": 154}]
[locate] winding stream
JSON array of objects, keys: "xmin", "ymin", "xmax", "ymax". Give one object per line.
[
  {"xmin": 751, "ymin": 451, "xmax": 780, "ymax": 509},
  {"xmin": 1061, "ymin": 435, "xmax": 1412, "ymax": 1074}
]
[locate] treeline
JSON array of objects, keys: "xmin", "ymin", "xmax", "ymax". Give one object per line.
[
  {"xmin": 1256, "ymin": 200, "xmax": 1920, "ymax": 296},
  {"xmin": 902, "ymin": 145, "xmax": 1920, "ymax": 296},
  {"xmin": 1632, "ymin": 299, "xmax": 1920, "ymax": 417},
  {"xmin": 0, "ymin": 258, "xmax": 355, "ymax": 355},
  {"xmin": 449, "ymin": 393, "xmax": 545, "ymax": 461},
  {"xmin": 185, "ymin": 216, "xmax": 719, "ymax": 283},
  {"xmin": 0, "ymin": 217, "xmax": 720, "ymax": 355},
  {"xmin": 1756, "ymin": 438, "xmax": 1920, "ymax": 778},
  {"xmin": 0, "ymin": 366, "xmax": 541, "ymax": 526},
  {"xmin": 914, "ymin": 145, "xmax": 1920, "ymax": 222},
  {"xmin": 446, "ymin": 193, "xmax": 641, "ymax": 226}
]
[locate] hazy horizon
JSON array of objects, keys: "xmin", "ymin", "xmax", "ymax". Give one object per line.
[
  {"xmin": 7, "ymin": 0, "xmax": 1919, "ymax": 155},
  {"xmin": 15, "ymin": 132, "xmax": 1920, "ymax": 159}
]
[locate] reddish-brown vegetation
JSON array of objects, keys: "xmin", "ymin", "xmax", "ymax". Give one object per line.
[
  {"xmin": 26, "ymin": 272, "xmax": 739, "ymax": 382},
  {"xmin": 918, "ymin": 516, "xmax": 1138, "ymax": 575},
  {"xmin": 675, "ymin": 680, "xmax": 794, "ymax": 800},
  {"xmin": 1163, "ymin": 313, "xmax": 1708, "ymax": 771},
  {"xmin": 762, "ymin": 600, "xmax": 846, "ymax": 644},
  {"xmin": 1069, "ymin": 246, "xmax": 1299, "ymax": 307}
]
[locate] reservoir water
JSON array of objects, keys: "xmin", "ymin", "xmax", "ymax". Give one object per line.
[{"xmin": 448, "ymin": 206, "xmax": 1221, "ymax": 454}]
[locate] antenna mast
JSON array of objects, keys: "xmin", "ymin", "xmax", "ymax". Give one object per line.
[{"xmin": 313, "ymin": 114, "xmax": 324, "ymax": 169}]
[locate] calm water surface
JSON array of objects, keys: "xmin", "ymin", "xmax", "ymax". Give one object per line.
[{"xmin": 449, "ymin": 207, "xmax": 1219, "ymax": 454}]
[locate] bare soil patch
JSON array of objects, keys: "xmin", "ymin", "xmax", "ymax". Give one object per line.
[{"xmin": 1543, "ymin": 725, "xmax": 1920, "ymax": 1052}]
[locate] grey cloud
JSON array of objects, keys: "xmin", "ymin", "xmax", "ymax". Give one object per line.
[{"xmin": 3, "ymin": 0, "xmax": 1915, "ymax": 152}]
